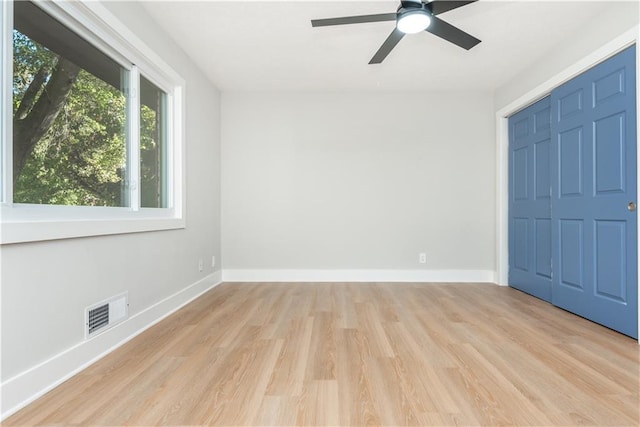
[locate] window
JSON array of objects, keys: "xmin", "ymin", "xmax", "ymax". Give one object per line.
[
  {"xmin": 13, "ymin": 1, "xmax": 129, "ymax": 207},
  {"xmin": 1, "ymin": 0, "xmax": 184, "ymax": 243},
  {"xmin": 140, "ymin": 76, "xmax": 168, "ymax": 209}
]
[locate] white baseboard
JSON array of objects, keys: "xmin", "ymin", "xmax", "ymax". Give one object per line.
[
  {"xmin": 222, "ymin": 269, "xmax": 497, "ymax": 283},
  {"xmin": 0, "ymin": 270, "xmax": 222, "ymax": 421}
]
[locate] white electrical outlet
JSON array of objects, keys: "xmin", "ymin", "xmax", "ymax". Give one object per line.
[
  {"xmin": 198, "ymin": 258, "xmax": 204, "ymax": 272},
  {"xmin": 419, "ymin": 253, "xmax": 427, "ymax": 264},
  {"xmin": 211, "ymin": 255, "xmax": 216, "ymax": 268}
]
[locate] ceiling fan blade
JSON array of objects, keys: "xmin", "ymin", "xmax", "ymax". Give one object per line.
[
  {"xmin": 428, "ymin": 1, "xmax": 478, "ymax": 16},
  {"xmin": 311, "ymin": 13, "xmax": 396, "ymax": 27},
  {"xmin": 426, "ymin": 16, "xmax": 480, "ymax": 50},
  {"xmin": 369, "ymin": 28, "xmax": 405, "ymax": 64}
]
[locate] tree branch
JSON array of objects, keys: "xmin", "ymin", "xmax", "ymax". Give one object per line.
[
  {"xmin": 13, "ymin": 56, "xmax": 80, "ymax": 182},
  {"xmin": 15, "ymin": 63, "xmax": 51, "ymax": 120}
]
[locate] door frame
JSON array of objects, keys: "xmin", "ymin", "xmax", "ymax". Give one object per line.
[{"xmin": 496, "ymin": 26, "xmax": 640, "ymax": 341}]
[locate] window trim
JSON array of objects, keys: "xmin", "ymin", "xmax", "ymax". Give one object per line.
[
  {"xmin": 1, "ymin": 0, "xmax": 13, "ymax": 205},
  {"xmin": 1, "ymin": 0, "xmax": 186, "ymax": 244}
]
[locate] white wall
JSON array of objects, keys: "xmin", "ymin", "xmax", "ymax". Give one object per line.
[
  {"xmin": 222, "ymin": 92, "xmax": 495, "ymax": 280},
  {"xmin": 1, "ymin": 1, "xmax": 222, "ymax": 416},
  {"xmin": 494, "ymin": 1, "xmax": 640, "ymax": 111}
]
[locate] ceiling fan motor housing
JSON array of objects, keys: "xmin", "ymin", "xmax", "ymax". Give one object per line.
[
  {"xmin": 398, "ymin": 0, "xmax": 429, "ymax": 14},
  {"xmin": 400, "ymin": 0, "xmax": 424, "ymax": 7}
]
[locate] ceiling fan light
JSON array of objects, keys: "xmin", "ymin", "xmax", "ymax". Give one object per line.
[{"xmin": 397, "ymin": 10, "xmax": 431, "ymax": 34}]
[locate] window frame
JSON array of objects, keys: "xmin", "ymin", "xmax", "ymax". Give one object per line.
[{"xmin": 1, "ymin": 0, "xmax": 186, "ymax": 244}]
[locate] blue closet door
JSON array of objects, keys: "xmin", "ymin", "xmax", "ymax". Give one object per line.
[
  {"xmin": 509, "ymin": 97, "xmax": 553, "ymax": 302},
  {"xmin": 551, "ymin": 46, "xmax": 637, "ymax": 338}
]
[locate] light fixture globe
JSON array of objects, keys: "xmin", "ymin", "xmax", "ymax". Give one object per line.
[{"xmin": 396, "ymin": 8, "xmax": 431, "ymax": 34}]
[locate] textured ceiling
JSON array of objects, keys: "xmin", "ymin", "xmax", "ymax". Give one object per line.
[{"xmin": 142, "ymin": 1, "xmax": 615, "ymax": 91}]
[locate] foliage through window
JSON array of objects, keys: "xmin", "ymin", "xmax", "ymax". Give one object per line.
[{"xmin": 11, "ymin": 1, "xmax": 169, "ymax": 208}]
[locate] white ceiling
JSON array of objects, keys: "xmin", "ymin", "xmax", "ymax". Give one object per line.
[{"xmin": 141, "ymin": 1, "xmax": 614, "ymax": 92}]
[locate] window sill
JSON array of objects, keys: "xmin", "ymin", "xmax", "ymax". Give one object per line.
[{"xmin": 1, "ymin": 204, "xmax": 185, "ymax": 244}]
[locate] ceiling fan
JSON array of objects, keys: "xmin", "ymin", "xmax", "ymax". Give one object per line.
[{"xmin": 311, "ymin": 0, "xmax": 481, "ymax": 64}]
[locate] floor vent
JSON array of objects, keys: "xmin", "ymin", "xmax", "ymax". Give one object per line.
[{"xmin": 85, "ymin": 293, "xmax": 128, "ymax": 338}]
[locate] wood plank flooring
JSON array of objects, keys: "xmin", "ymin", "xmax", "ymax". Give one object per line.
[{"xmin": 5, "ymin": 283, "xmax": 640, "ymax": 426}]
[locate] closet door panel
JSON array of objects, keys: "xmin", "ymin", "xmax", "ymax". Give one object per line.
[
  {"xmin": 551, "ymin": 45, "xmax": 637, "ymax": 338},
  {"xmin": 509, "ymin": 97, "xmax": 552, "ymax": 302}
]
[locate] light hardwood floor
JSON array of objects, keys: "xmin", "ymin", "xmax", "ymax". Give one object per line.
[{"xmin": 5, "ymin": 283, "xmax": 640, "ymax": 426}]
